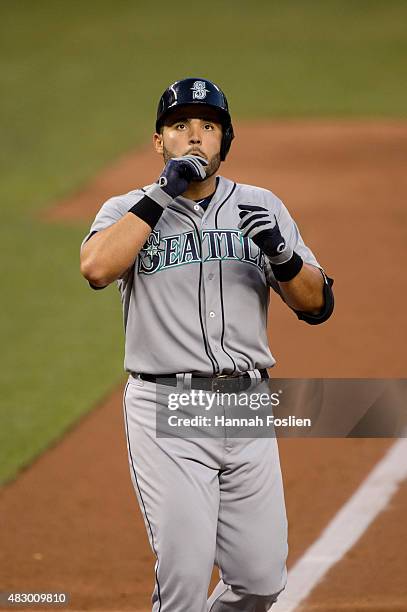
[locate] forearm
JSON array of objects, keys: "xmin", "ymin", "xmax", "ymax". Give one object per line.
[
  {"xmin": 80, "ymin": 213, "xmax": 151, "ymax": 287},
  {"xmin": 80, "ymin": 157, "xmax": 209, "ymax": 287},
  {"xmin": 278, "ymin": 263, "xmax": 324, "ymax": 314}
]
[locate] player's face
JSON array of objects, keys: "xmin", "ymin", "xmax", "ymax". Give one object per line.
[{"xmin": 154, "ymin": 106, "xmax": 223, "ymax": 179}]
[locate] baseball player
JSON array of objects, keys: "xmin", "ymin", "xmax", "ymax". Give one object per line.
[{"xmin": 80, "ymin": 78, "xmax": 334, "ymax": 611}]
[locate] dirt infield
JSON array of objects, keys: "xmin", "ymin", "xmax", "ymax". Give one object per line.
[{"xmin": 2, "ymin": 121, "xmax": 407, "ymax": 611}]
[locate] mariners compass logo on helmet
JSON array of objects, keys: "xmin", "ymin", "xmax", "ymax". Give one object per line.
[{"xmin": 191, "ymin": 80, "xmax": 210, "ymax": 100}]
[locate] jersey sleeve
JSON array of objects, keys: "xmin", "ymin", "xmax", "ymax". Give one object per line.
[
  {"xmin": 80, "ymin": 193, "xmax": 140, "ymax": 249},
  {"xmin": 263, "ymin": 194, "xmax": 334, "ymax": 325},
  {"xmin": 80, "ymin": 191, "xmax": 144, "ymax": 289}
]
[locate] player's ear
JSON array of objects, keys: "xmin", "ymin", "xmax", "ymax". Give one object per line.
[{"xmin": 153, "ymin": 132, "xmax": 164, "ymax": 156}]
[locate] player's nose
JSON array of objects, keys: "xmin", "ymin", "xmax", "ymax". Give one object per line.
[{"xmin": 188, "ymin": 121, "xmax": 202, "ymax": 144}]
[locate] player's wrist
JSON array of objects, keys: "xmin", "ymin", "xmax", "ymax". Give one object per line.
[
  {"xmin": 128, "ymin": 184, "xmax": 173, "ymax": 229},
  {"xmin": 264, "ymin": 242, "xmax": 293, "ymax": 264},
  {"xmin": 158, "ymin": 176, "xmax": 183, "ymax": 199},
  {"xmin": 145, "ymin": 183, "xmax": 174, "ymax": 208},
  {"xmin": 270, "ymin": 251, "xmax": 303, "ymax": 282}
]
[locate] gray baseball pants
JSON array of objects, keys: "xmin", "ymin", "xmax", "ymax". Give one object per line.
[{"xmin": 123, "ymin": 375, "xmax": 288, "ymax": 611}]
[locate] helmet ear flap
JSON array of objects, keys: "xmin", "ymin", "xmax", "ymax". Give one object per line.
[{"xmin": 220, "ymin": 124, "xmax": 235, "ymax": 161}]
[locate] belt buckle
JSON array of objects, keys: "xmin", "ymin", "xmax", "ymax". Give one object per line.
[{"xmin": 211, "ymin": 374, "xmax": 233, "ymax": 394}]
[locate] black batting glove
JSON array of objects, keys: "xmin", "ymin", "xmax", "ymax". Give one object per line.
[
  {"xmin": 238, "ymin": 204, "xmax": 303, "ymax": 281},
  {"xmin": 158, "ymin": 155, "xmax": 208, "ymax": 199},
  {"xmin": 129, "ymin": 156, "xmax": 208, "ymax": 229},
  {"xmin": 238, "ymin": 205, "xmax": 292, "ymax": 263}
]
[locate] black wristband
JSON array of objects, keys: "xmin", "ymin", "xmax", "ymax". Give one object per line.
[
  {"xmin": 271, "ymin": 251, "xmax": 303, "ymax": 282},
  {"xmin": 129, "ymin": 195, "xmax": 164, "ymax": 229}
]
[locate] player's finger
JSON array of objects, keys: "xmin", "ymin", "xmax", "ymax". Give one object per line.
[
  {"xmin": 238, "ymin": 204, "xmax": 268, "ymax": 213},
  {"xmin": 239, "ymin": 212, "xmax": 269, "ymax": 229},
  {"xmin": 238, "ymin": 209, "xmax": 269, "ymax": 219},
  {"xmin": 245, "ymin": 219, "xmax": 277, "ymax": 239},
  {"xmin": 183, "ymin": 155, "xmax": 208, "ymax": 166},
  {"xmin": 182, "ymin": 158, "xmax": 207, "ymax": 180},
  {"xmin": 172, "ymin": 155, "xmax": 208, "ymax": 164}
]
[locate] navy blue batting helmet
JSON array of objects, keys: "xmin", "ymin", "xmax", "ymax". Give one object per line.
[{"xmin": 156, "ymin": 77, "xmax": 234, "ymax": 161}]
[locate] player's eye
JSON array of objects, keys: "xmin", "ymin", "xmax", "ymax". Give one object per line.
[
  {"xmin": 203, "ymin": 123, "xmax": 214, "ymax": 130},
  {"xmin": 175, "ymin": 122, "xmax": 187, "ymax": 130}
]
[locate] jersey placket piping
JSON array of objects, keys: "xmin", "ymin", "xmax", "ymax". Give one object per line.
[
  {"xmin": 213, "ymin": 183, "xmax": 238, "ymax": 374},
  {"xmin": 167, "ymin": 204, "xmax": 220, "ymax": 375}
]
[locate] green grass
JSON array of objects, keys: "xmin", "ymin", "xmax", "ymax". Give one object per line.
[
  {"xmin": 1, "ymin": 0, "xmax": 406, "ymax": 483},
  {"xmin": 0, "ymin": 220, "xmax": 125, "ymax": 482}
]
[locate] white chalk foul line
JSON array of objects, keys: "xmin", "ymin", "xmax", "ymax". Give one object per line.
[{"xmin": 272, "ymin": 436, "xmax": 407, "ymax": 612}]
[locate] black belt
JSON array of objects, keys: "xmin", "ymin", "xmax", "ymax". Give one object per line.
[{"xmin": 137, "ymin": 369, "xmax": 269, "ymax": 392}]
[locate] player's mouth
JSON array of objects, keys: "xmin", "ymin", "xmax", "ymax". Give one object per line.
[{"xmin": 187, "ymin": 150, "xmax": 207, "ymax": 159}]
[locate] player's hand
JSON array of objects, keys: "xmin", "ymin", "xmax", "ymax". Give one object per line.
[
  {"xmin": 238, "ymin": 204, "xmax": 293, "ymax": 263},
  {"xmin": 158, "ymin": 156, "xmax": 208, "ymax": 199}
]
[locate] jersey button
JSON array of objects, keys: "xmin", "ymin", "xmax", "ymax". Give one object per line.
[
  {"xmin": 208, "ymin": 273, "xmax": 214, "ymax": 280},
  {"xmin": 193, "ymin": 204, "xmax": 200, "ymax": 211},
  {"xmin": 209, "ymin": 311, "xmax": 216, "ymax": 318}
]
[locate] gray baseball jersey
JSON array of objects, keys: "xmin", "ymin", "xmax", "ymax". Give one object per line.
[{"xmin": 83, "ymin": 175, "xmax": 320, "ymax": 375}]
